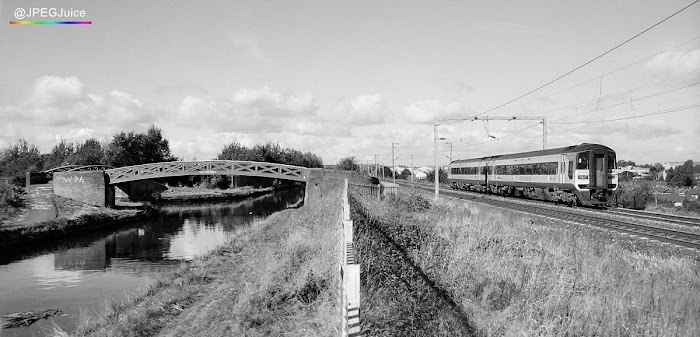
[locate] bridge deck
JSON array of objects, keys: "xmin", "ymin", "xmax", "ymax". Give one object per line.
[{"xmin": 105, "ymin": 160, "xmax": 311, "ymax": 184}]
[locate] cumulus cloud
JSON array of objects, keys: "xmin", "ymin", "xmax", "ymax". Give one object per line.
[
  {"xmin": 647, "ymin": 48, "xmax": 700, "ymax": 77},
  {"xmin": 2, "ymin": 76, "xmax": 158, "ymax": 128},
  {"xmin": 30, "ymin": 76, "xmax": 83, "ymax": 106},
  {"xmin": 175, "ymin": 87, "xmax": 319, "ymax": 134},
  {"xmin": 327, "ymin": 94, "xmax": 387, "ymax": 126}
]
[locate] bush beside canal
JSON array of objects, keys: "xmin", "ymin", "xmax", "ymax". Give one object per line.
[
  {"xmin": 351, "ymin": 188, "xmax": 700, "ymax": 336},
  {"xmin": 55, "ymin": 178, "xmax": 343, "ymax": 336}
]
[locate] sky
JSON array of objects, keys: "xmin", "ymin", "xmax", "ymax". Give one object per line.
[{"xmin": 1, "ymin": 0, "xmax": 699, "ymax": 167}]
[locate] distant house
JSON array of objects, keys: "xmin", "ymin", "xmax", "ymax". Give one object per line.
[
  {"xmin": 613, "ymin": 166, "xmax": 651, "ymax": 180},
  {"xmin": 653, "ymin": 187, "xmax": 700, "ymax": 205}
]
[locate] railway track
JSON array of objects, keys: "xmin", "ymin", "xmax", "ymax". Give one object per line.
[
  {"xmin": 400, "ymin": 181, "xmax": 700, "ymax": 251},
  {"xmin": 603, "ymin": 207, "xmax": 700, "ymax": 228}
]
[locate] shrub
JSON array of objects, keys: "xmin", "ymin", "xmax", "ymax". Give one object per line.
[
  {"xmin": 388, "ymin": 190, "xmax": 431, "ymax": 213},
  {"xmin": 0, "ymin": 181, "xmax": 23, "ymax": 207}
]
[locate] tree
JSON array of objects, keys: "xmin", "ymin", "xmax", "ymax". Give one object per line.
[
  {"xmin": 667, "ymin": 160, "xmax": 695, "ymax": 187},
  {"xmin": 218, "ymin": 141, "xmax": 262, "ymax": 161},
  {"xmin": 398, "ymin": 168, "xmax": 412, "ymax": 179},
  {"xmin": 427, "ymin": 168, "xmax": 448, "ymax": 183},
  {"xmin": 43, "ymin": 139, "xmax": 74, "ymax": 170},
  {"xmin": 0, "ymin": 139, "xmax": 42, "ymax": 182},
  {"xmin": 338, "ymin": 157, "xmax": 359, "ymax": 171},
  {"xmin": 617, "ymin": 160, "xmax": 636, "ymax": 168},
  {"xmin": 217, "ymin": 141, "xmax": 323, "ymax": 168},
  {"xmin": 105, "ymin": 126, "xmax": 177, "ymax": 167},
  {"xmin": 70, "ymin": 138, "xmax": 105, "ymax": 165}
]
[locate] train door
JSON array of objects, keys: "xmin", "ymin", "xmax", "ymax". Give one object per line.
[
  {"xmin": 591, "ymin": 153, "xmax": 606, "ymax": 188},
  {"xmin": 559, "ymin": 155, "xmax": 567, "ymax": 184}
]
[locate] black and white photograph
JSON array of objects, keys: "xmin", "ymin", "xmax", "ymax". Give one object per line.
[{"xmin": 1, "ymin": 1, "xmax": 699, "ymax": 336}]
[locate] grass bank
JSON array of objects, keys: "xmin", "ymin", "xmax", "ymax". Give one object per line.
[
  {"xmin": 351, "ymin": 188, "xmax": 700, "ymax": 336},
  {"xmin": 0, "ymin": 195, "xmax": 154, "ymax": 248},
  {"xmin": 158, "ymin": 185, "xmax": 276, "ymax": 203},
  {"xmin": 55, "ymin": 178, "xmax": 343, "ymax": 336}
]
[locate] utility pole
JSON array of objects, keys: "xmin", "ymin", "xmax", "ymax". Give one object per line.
[
  {"xmin": 374, "ymin": 155, "xmax": 378, "ymax": 177},
  {"xmin": 434, "ymin": 118, "xmax": 439, "ymax": 200},
  {"xmin": 410, "ymin": 154, "xmax": 414, "ymax": 183},
  {"xmin": 447, "ymin": 141, "xmax": 453, "ymax": 163},
  {"xmin": 392, "ymin": 142, "xmax": 399, "ymax": 184}
]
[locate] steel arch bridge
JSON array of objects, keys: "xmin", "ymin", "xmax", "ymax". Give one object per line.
[
  {"xmin": 43, "ymin": 164, "xmax": 114, "ymax": 173},
  {"xmin": 105, "ymin": 160, "xmax": 311, "ymax": 184}
]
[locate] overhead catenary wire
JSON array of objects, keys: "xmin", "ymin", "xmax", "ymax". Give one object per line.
[
  {"xmin": 471, "ymin": 0, "xmax": 700, "ymax": 118},
  {"xmin": 490, "ymin": 35, "xmax": 700, "ymax": 117}
]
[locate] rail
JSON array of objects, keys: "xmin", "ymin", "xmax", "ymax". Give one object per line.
[{"xmin": 339, "ymin": 179, "xmax": 361, "ymax": 336}]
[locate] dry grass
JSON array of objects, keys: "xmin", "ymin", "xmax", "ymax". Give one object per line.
[
  {"xmin": 54, "ymin": 178, "xmax": 344, "ymax": 337},
  {"xmin": 352, "ymin": 189, "xmax": 700, "ymax": 336}
]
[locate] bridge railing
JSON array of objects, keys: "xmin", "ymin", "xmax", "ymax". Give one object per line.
[{"xmin": 105, "ymin": 160, "xmax": 311, "ymax": 184}]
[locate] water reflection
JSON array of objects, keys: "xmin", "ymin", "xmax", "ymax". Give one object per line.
[{"xmin": 0, "ymin": 187, "xmax": 304, "ymax": 337}]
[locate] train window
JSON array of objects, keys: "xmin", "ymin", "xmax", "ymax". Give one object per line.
[
  {"xmin": 568, "ymin": 161, "xmax": 573, "ymax": 179},
  {"xmin": 524, "ymin": 164, "xmax": 532, "ymax": 175},
  {"xmin": 577, "ymin": 151, "xmax": 589, "ymax": 170},
  {"xmin": 508, "ymin": 165, "xmax": 515, "ymax": 175},
  {"xmin": 534, "ymin": 163, "xmax": 543, "ymax": 175},
  {"xmin": 548, "ymin": 162, "xmax": 558, "ymax": 175},
  {"xmin": 607, "ymin": 152, "xmax": 616, "ymax": 170}
]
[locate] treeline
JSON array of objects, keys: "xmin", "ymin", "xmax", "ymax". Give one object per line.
[
  {"xmin": 217, "ymin": 141, "xmax": 323, "ymax": 168},
  {"xmin": 665, "ymin": 160, "xmax": 698, "ymax": 187},
  {"xmin": 0, "ymin": 126, "xmax": 324, "ymax": 185},
  {"xmin": 0, "ymin": 126, "xmax": 177, "ymax": 183}
]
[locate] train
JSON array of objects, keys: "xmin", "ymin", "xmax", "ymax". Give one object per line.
[{"xmin": 447, "ymin": 143, "xmax": 618, "ymax": 207}]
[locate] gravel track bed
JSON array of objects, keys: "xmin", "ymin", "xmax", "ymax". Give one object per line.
[{"xmin": 349, "ymin": 194, "xmax": 475, "ymax": 336}]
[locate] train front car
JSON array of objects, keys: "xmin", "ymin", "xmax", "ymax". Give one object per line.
[{"xmin": 571, "ymin": 144, "xmax": 618, "ymax": 207}]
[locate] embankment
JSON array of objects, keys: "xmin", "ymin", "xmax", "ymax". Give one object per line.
[
  {"xmin": 0, "ymin": 208, "xmax": 155, "ymax": 248},
  {"xmin": 57, "ymin": 178, "xmax": 344, "ymax": 337},
  {"xmin": 349, "ymin": 186, "xmax": 700, "ymax": 336}
]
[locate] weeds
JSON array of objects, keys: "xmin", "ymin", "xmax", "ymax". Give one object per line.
[
  {"xmin": 351, "ymin": 188, "xmax": 700, "ymax": 336},
  {"xmin": 56, "ymin": 178, "xmax": 344, "ymax": 336}
]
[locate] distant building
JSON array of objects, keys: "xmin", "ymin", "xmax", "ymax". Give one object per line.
[{"xmin": 613, "ymin": 166, "xmax": 651, "ymax": 180}]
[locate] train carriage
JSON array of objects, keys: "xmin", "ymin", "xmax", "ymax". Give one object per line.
[{"xmin": 448, "ymin": 143, "xmax": 617, "ymax": 206}]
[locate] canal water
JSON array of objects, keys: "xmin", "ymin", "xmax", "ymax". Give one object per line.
[{"xmin": 0, "ymin": 188, "xmax": 304, "ymax": 337}]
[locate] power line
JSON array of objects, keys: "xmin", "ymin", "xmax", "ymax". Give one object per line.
[
  {"xmin": 489, "ymin": 35, "xmax": 700, "ymax": 117},
  {"xmin": 550, "ymin": 103, "xmax": 700, "ymax": 126},
  {"xmin": 549, "ymin": 79, "xmax": 700, "ymax": 123},
  {"xmin": 473, "ymin": 0, "xmax": 700, "ymax": 117}
]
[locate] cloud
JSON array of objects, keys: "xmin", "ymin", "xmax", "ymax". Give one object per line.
[
  {"xmin": 620, "ymin": 119, "xmax": 680, "ymax": 138},
  {"xmin": 328, "ymin": 94, "xmax": 387, "ymax": 126},
  {"xmin": 175, "ymin": 87, "xmax": 319, "ymax": 134},
  {"xmin": 29, "ymin": 76, "xmax": 83, "ymax": 106},
  {"xmin": 646, "ymin": 48, "xmax": 700, "ymax": 77},
  {"xmin": 402, "ymin": 100, "xmax": 473, "ymax": 124},
  {"xmin": 2, "ymin": 76, "xmax": 158, "ymax": 129}
]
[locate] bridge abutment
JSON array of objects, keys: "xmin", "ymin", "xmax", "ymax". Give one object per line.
[{"xmin": 53, "ymin": 171, "xmax": 112, "ymax": 207}]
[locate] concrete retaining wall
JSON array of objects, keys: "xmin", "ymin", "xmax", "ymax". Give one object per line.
[{"xmin": 53, "ymin": 171, "xmax": 109, "ymax": 207}]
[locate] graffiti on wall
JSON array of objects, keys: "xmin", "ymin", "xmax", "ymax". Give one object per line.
[{"xmin": 57, "ymin": 175, "xmax": 86, "ymax": 184}]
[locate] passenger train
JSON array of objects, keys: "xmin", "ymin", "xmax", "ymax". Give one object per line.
[{"xmin": 447, "ymin": 143, "xmax": 617, "ymax": 207}]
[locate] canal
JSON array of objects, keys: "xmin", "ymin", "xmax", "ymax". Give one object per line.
[{"xmin": 0, "ymin": 188, "xmax": 305, "ymax": 337}]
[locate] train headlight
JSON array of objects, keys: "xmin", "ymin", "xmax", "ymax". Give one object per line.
[{"xmin": 577, "ymin": 175, "xmax": 589, "ymax": 180}]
